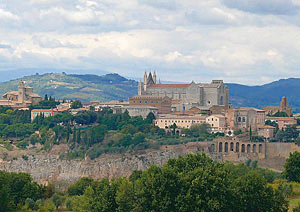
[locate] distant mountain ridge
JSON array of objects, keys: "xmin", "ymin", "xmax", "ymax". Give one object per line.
[
  {"xmin": 226, "ymin": 78, "xmax": 300, "ymax": 112},
  {"xmin": 0, "ymin": 73, "xmax": 299, "ymax": 112}
]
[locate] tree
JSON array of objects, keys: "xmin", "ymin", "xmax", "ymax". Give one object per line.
[
  {"xmin": 51, "ymin": 193, "xmax": 65, "ymax": 210},
  {"xmin": 146, "ymin": 112, "xmax": 156, "ymax": 123},
  {"xmin": 284, "ymin": 151, "xmax": 300, "ymax": 182},
  {"xmin": 71, "ymin": 100, "xmax": 83, "ymax": 109},
  {"xmin": 68, "ymin": 178, "xmax": 94, "ymax": 196}
]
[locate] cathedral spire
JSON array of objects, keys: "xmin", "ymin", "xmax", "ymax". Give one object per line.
[{"xmin": 153, "ymin": 71, "xmax": 157, "ymax": 84}]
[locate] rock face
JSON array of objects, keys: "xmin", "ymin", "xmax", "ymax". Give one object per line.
[
  {"xmin": 0, "ymin": 142, "xmax": 214, "ymax": 185},
  {"xmin": 0, "ymin": 141, "xmax": 298, "ymax": 185}
]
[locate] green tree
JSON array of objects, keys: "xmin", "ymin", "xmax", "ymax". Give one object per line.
[
  {"xmin": 68, "ymin": 178, "xmax": 94, "ymax": 196},
  {"xmin": 71, "ymin": 100, "xmax": 83, "ymax": 109},
  {"xmin": 51, "ymin": 193, "xmax": 65, "ymax": 210},
  {"xmin": 284, "ymin": 151, "xmax": 300, "ymax": 182}
]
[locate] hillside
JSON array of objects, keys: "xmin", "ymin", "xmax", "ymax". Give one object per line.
[
  {"xmin": 0, "ymin": 73, "xmax": 138, "ymax": 102},
  {"xmin": 0, "ymin": 73, "xmax": 299, "ymax": 111},
  {"xmin": 226, "ymin": 78, "xmax": 300, "ymax": 112}
]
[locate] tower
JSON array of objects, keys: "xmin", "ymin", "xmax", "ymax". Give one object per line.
[
  {"xmin": 280, "ymin": 96, "xmax": 288, "ymax": 111},
  {"xmin": 144, "ymin": 72, "xmax": 147, "ymax": 92},
  {"xmin": 138, "ymin": 80, "xmax": 142, "ymax": 95},
  {"xmin": 153, "ymin": 71, "xmax": 157, "ymax": 84},
  {"xmin": 18, "ymin": 80, "xmax": 26, "ymax": 103}
]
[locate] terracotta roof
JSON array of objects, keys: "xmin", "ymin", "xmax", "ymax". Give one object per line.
[
  {"xmin": 266, "ymin": 117, "xmax": 295, "ymax": 121},
  {"xmin": 149, "ymin": 84, "xmax": 190, "ymax": 88},
  {"xmin": 3, "ymin": 91, "xmax": 19, "ymax": 96},
  {"xmin": 32, "ymin": 109, "xmax": 57, "ymax": 112},
  {"xmin": 260, "ymin": 125, "xmax": 276, "ymax": 129}
]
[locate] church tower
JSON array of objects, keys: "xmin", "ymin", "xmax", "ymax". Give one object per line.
[
  {"xmin": 144, "ymin": 72, "xmax": 147, "ymax": 92},
  {"xmin": 153, "ymin": 71, "xmax": 157, "ymax": 84},
  {"xmin": 18, "ymin": 81, "xmax": 26, "ymax": 103},
  {"xmin": 138, "ymin": 80, "xmax": 142, "ymax": 95}
]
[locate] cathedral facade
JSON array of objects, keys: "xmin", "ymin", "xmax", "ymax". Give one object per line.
[{"xmin": 138, "ymin": 72, "xmax": 229, "ymax": 112}]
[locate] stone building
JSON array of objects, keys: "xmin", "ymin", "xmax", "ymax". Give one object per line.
[
  {"xmin": 258, "ymin": 125, "xmax": 276, "ymax": 140},
  {"xmin": 265, "ymin": 116, "xmax": 297, "ymax": 130},
  {"xmin": 226, "ymin": 107, "xmax": 265, "ymax": 132},
  {"xmin": 205, "ymin": 114, "xmax": 227, "ymax": 133},
  {"xmin": 0, "ymin": 81, "xmax": 42, "ymax": 108},
  {"xmin": 155, "ymin": 114, "xmax": 207, "ymax": 129},
  {"xmin": 138, "ymin": 72, "xmax": 229, "ymax": 112},
  {"xmin": 129, "ymin": 95, "xmax": 171, "ymax": 114},
  {"xmin": 113, "ymin": 105, "xmax": 158, "ymax": 119},
  {"xmin": 262, "ymin": 96, "xmax": 293, "ymax": 116}
]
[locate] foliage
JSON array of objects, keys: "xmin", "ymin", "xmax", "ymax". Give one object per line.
[
  {"xmin": 68, "ymin": 177, "xmax": 94, "ymax": 196},
  {"xmin": 293, "ymin": 203, "xmax": 300, "ymax": 212},
  {"xmin": 0, "ymin": 171, "xmax": 45, "ymax": 211},
  {"xmin": 70, "ymin": 154, "xmax": 288, "ymax": 212},
  {"xmin": 284, "ymin": 152, "xmax": 300, "ymax": 182},
  {"xmin": 71, "ymin": 100, "xmax": 83, "ymax": 109},
  {"xmin": 234, "ymin": 129, "xmax": 243, "ymax": 135}
]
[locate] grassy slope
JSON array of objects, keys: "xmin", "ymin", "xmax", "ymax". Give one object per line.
[{"xmin": 0, "ymin": 73, "xmax": 138, "ymax": 102}]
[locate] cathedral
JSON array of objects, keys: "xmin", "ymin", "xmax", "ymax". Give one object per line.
[{"xmin": 138, "ymin": 72, "xmax": 229, "ymax": 112}]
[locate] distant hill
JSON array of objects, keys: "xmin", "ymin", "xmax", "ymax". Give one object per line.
[
  {"xmin": 226, "ymin": 78, "xmax": 300, "ymax": 112},
  {"xmin": 0, "ymin": 73, "xmax": 299, "ymax": 112},
  {"xmin": 0, "ymin": 73, "xmax": 138, "ymax": 102}
]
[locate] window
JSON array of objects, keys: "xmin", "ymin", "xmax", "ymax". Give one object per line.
[{"xmin": 242, "ymin": 117, "xmax": 246, "ymax": 122}]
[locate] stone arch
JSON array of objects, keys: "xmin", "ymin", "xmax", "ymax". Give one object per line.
[
  {"xmin": 219, "ymin": 142, "xmax": 223, "ymax": 152},
  {"xmin": 241, "ymin": 144, "xmax": 245, "ymax": 152},
  {"xmin": 247, "ymin": 144, "xmax": 251, "ymax": 153},
  {"xmin": 236, "ymin": 142, "xmax": 239, "ymax": 152},
  {"xmin": 259, "ymin": 144, "xmax": 263, "ymax": 153},
  {"xmin": 225, "ymin": 142, "xmax": 228, "ymax": 152},
  {"xmin": 230, "ymin": 142, "xmax": 234, "ymax": 151},
  {"xmin": 253, "ymin": 144, "xmax": 256, "ymax": 153}
]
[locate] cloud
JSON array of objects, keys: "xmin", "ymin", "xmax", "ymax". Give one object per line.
[
  {"xmin": 185, "ymin": 7, "xmax": 237, "ymax": 25},
  {"xmin": 0, "ymin": 0, "xmax": 300, "ymax": 85},
  {"xmin": 32, "ymin": 35, "xmax": 84, "ymax": 48},
  {"xmin": 0, "ymin": 8, "xmax": 19, "ymax": 22},
  {"xmin": 221, "ymin": 0, "xmax": 299, "ymax": 15},
  {"xmin": 139, "ymin": 0, "xmax": 177, "ymax": 10},
  {"xmin": 0, "ymin": 44, "xmax": 11, "ymax": 49}
]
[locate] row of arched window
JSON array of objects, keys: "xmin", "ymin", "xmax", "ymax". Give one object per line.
[{"xmin": 215, "ymin": 142, "xmax": 263, "ymax": 153}]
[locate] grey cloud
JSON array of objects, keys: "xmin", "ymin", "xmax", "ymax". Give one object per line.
[
  {"xmin": 32, "ymin": 35, "xmax": 83, "ymax": 48},
  {"xmin": 221, "ymin": 0, "xmax": 299, "ymax": 15},
  {"xmin": 185, "ymin": 8, "xmax": 237, "ymax": 25},
  {"xmin": 0, "ymin": 44, "xmax": 11, "ymax": 49},
  {"xmin": 139, "ymin": 0, "xmax": 177, "ymax": 10}
]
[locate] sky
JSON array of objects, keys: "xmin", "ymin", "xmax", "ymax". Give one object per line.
[{"xmin": 0, "ymin": 0, "xmax": 300, "ymax": 85}]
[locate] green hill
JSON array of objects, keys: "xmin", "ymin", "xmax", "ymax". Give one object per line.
[
  {"xmin": 0, "ymin": 73, "xmax": 138, "ymax": 102},
  {"xmin": 226, "ymin": 78, "xmax": 300, "ymax": 113},
  {"xmin": 0, "ymin": 73, "xmax": 299, "ymax": 112}
]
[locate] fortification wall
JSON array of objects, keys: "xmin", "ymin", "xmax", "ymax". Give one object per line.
[{"xmin": 265, "ymin": 143, "xmax": 300, "ymax": 158}]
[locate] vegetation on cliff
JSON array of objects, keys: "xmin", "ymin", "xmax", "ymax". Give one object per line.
[
  {"xmin": 0, "ymin": 105, "xmax": 219, "ymax": 160},
  {"xmin": 0, "ymin": 154, "xmax": 291, "ymax": 212}
]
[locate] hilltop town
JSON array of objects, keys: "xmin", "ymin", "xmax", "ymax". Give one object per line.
[{"xmin": 1, "ymin": 72, "xmax": 300, "ymax": 211}]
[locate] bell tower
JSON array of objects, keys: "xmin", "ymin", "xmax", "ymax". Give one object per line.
[{"xmin": 18, "ymin": 81, "xmax": 26, "ymax": 103}]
